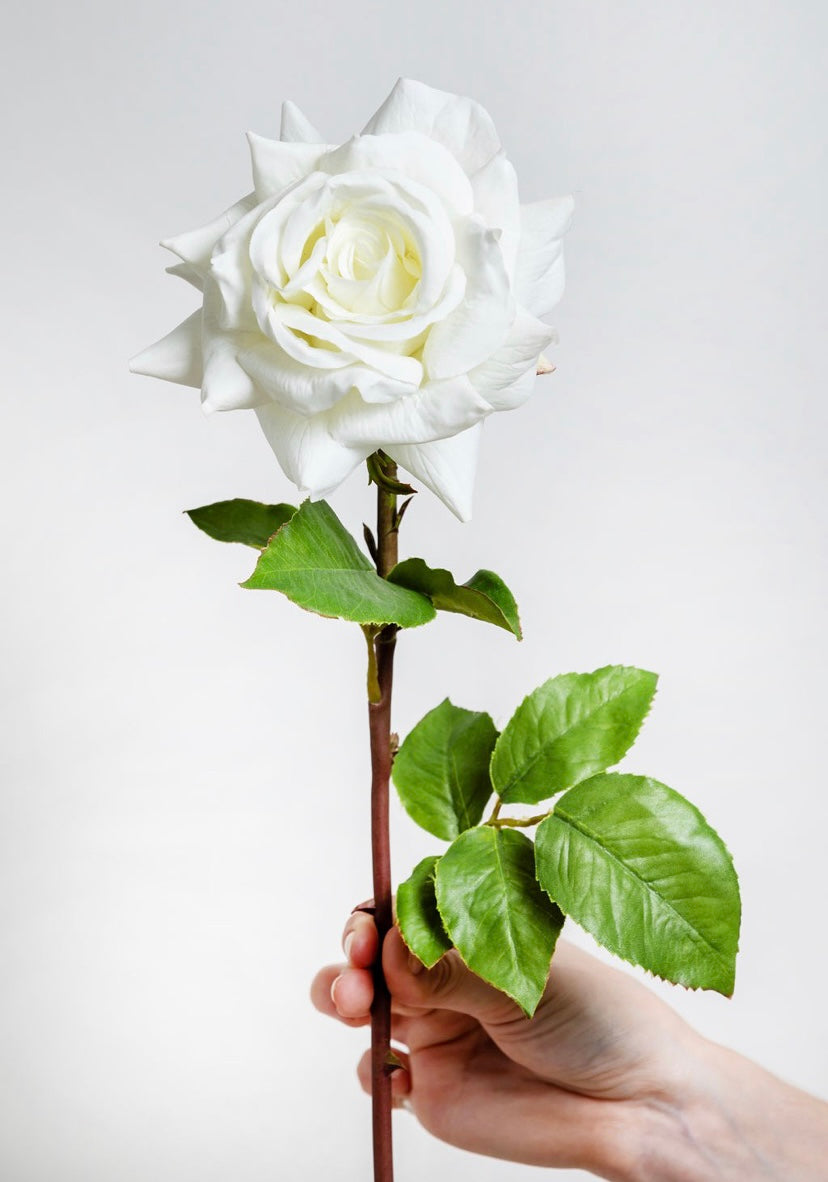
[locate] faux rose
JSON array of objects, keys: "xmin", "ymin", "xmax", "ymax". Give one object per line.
[{"xmin": 130, "ymin": 78, "xmax": 572, "ymax": 519}]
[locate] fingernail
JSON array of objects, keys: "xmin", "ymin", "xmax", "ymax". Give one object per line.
[
  {"xmin": 407, "ymin": 952, "xmax": 425, "ymax": 976},
  {"xmin": 330, "ymin": 974, "xmax": 342, "ymax": 1008}
]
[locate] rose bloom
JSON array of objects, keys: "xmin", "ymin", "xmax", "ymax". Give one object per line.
[{"xmin": 131, "ymin": 79, "xmax": 572, "ymax": 519}]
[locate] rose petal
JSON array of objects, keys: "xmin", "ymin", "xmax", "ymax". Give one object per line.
[
  {"xmin": 201, "ymin": 285, "xmax": 266, "ymax": 412},
  {"xmin": 362, "ymin": 78, "xmax": 501, "ymax": 175},
  {"xmin": 238, "ymin": 342, "xmax": 415, "ymax": 416},
  {"xmin": 128, "ymin": 310, "xmax": 203, "ymax": 388},
  {"xmin": 320, "ymin": 133, "xmax": 473, "ymax": 218},
  {"xmin": 161, "ymin": 193, "xmax": 257, "ymax": 272},
  {"xmin": 388, "ymin": 424, "xmax": 483, "ymax": 522},
  {"xmin": 328, "ymin": 377, "xmax": 490, "ymax": 448},
  {"xmin": 246, "ymin": 133, "xmax": 328, "ymax": 202},
  {"xmin": 423, "ymin": 216, "xmax": 514, "ymax": 380},
  {"xmin": 471, "ymin": 151, "xmax": 521, "ymax": 280},
  {"xmin": 266, "ymin": 303, "xmax": 424, "ymax": 386},
  {"xmin": 470, "ymin": 306, "xmax": 555, "ymax": 410},
  {"xmin": 165, "ymin": 261, "xmax": 204, "ymax": 292},
  {"xmin": 514, "ymin": 196, "xmax": 574, "ymax": 319},
  {"xmin": 254, "ymin": 402, "xmax": 370, "ymax": 499},
  {"xmin": 280, "ymin": 100, "xmax": 323, "ymax": 144}
]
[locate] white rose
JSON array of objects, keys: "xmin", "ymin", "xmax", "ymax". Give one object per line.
[{"xmin": 130, "ymin": 78, "xmax": 572, "ymax": 520}]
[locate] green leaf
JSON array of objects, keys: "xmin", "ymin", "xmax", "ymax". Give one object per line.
[
  {"xmin": 388, "ymin": 558, "xmax": 521, "ymax": 639},
  {"xmin": 535, "ymin": 773, "xmax": 740, "ymax": 995},
  {"xmin": 435, "ymin": 827, "xmax": 565, "ymax": 1016},
  {"xmin": 186, "ymin": 499, "xmax": 297, "ymax": 548},
  {"xmin": 396, "ymin": 856, "xmax": 452, "ymax": 969},
  {"xmin": 490, "ymin": 666, "xmax": 658, "ymax": 805},
  {"xmin": 241, "ymin": 500, "xmax": 436, "ymax": 628},
  {"xmin": 393, "ymin": 700, "xmax": 498, "ymax": 840}
]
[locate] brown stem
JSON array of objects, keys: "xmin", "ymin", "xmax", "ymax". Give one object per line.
[{"xmin": 367, "ymin": 454, "xmax": 399, "ymax": 1182}]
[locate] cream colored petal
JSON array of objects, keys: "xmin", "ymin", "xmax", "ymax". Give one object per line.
[
  {"xmin": 362, "ymin": 78, "xmax": 500, "ymax": 175},
  {"xmin": 129, "ymin": 310, "xmax": 203, "ymax": 388},
  {"xmin": 387, "ymin": 424, "xmax": 483, "ymax": 522},
  {"xmin": 280, "ymin": 100, "xmax": 323, "ymax": 144}
]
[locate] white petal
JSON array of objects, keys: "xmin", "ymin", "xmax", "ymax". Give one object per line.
[
  {"xmin": 267, "ymin": 303, "xmax": 424, "ymax": 386},
  {"xmin": 470, "ymin": 306, "xmax": 555, "ymax": 410},
  {"xmin": 254, "ymin": 402, "xmax": 369, "ymax": 499},
  {"xmin": 388, "ymin": 424, "xmax": 483, "ymax": 521},
  {"xmin": 280, "ymin": 100, "xmax": 323, "ymax": 144},
  {"xmin": 471, "ymin": 151, "xmax": 521, "ymax": 280},
  {"xmin": 328, "ymin": 377, "xmax": 490, "ymax": 448},
  {"xmin": 239, "ymin": 343, "xmax": 413, "ymax": 416},
  {"xmin": 363, "ymin": 78, "xmax": 501, "ymax": 175},
  {"xmin": 200, "ymin": 284, "xmax": 266, "ymax": 412},
  {"xmin": 320, "ymin": 133, "xmax": 473, "ymax": 217},
  {"xmin": 514, "ymin": 196, "xmax": 574, "ymax": 318},
  {"xmin": 423, "ymin": 217, "xmax": 513, "ymax": 380},
  {"xmin": 247, "ymin": 133, "xmax": 327, "ymax": 202},
  {"xmin": 165, "ymin": 261, "xmax": 204, "ymax": 292},
  {"xmin": 129, "ymin": 311, "xmax": 203, "ymax": 388},
  {"xmin": 161, "ymin": 193, "xmax": 257, "ymax": 271}
]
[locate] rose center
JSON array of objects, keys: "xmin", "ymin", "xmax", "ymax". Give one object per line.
[{"xmin": 317, "ymin": 208, "xmax": 422, "ymax": 317}]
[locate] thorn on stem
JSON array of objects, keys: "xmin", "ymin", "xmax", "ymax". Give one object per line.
[{"xmin": 363, "ymin": 523, "xmax": 379, "ymax": 564}]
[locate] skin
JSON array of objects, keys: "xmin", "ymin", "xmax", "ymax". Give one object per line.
[{"xmin": 311, "ymin": 914, "xmax": 828, "ymax": 1181}]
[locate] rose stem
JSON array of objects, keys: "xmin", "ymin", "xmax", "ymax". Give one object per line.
[{"xmin": 367, "ymin": 455, "xmax": 399, "ymax": 1182}]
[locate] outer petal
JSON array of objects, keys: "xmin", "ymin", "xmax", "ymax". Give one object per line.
[
  {"xmin": 423, "ymin": 216, "xmax": 514, "ymax": 380},
  {"xmin": 247, "ymin": 134, "xmax": 328, "ymax": 202},
  {"xmin": 362, "ymin": 78, "xmax": 501, "ymax": 175},
  {"xmin": 471, "ymin": 151, "xmax": 521, "ymax": 280},
  {"xmin": 200, "ymin": 283, "xmax": 266, "ymax": 412},
  {"xmin": 238, "ymin": 343, "xmax": 415, "ymax": 416},
  {"xmin": 254, "ymin": 402, "xmax": 370, "ymax": 499},
  {"xmin": 388, "ymin": 424, "xmax": 483, "ymax": 522},
  {"xmin": 280, "ymin": 100, "xmax": 323, "ymax": 144},
  {"xmin": 128, "ymin": 311, "xmax": 203, "ymax": 388},
  {"xmin": 161, "ymin": 193, "xmax": 257, "ymax": 273},
  {"xmin": 470, "ymin": 306, "xmax": 555, "ymax": 410},
  {"xmin": 319, "ymin": 133, "xmax": 474, "ymax": 217},
  {"xmin": 328, "ymin": 377, "xmax": 491, "ymax": 447},
  {"xmin": 514, "ymin": 196, "xmax": 574, "ymax": 319},
  {"xmin": 165, "ymin": 261, "xmax": 204, "ymax": 291}
]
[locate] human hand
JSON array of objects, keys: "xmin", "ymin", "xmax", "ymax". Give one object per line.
[
  {"xmin": 311, "ymin": 911, "xmax": 702, "ymax": 1176},
  {"xmin": 312, "ymin": 913, "xmax": 828, "ymax": 1180}
]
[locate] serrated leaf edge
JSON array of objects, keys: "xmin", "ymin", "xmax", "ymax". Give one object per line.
[
  {"xmin": 491, "ymin": 666, "xmax": 659, "ymax": 802},
  {"xmin": 535, "ymin": 778, "xmax": 740, "ymax": 996}
]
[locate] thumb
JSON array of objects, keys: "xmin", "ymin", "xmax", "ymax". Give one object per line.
[{"xmin": 382, "ymin": 925, "xmax": 520, "ymax": 1025}]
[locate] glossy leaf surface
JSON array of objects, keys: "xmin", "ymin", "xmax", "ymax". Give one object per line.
[
  {"xmin": 535, "ymin": 773, "xmax": 740, "ymax": 994},
  {"xmin": 388, "ymin": 558, "xmax": 521, "ymax": 639},
  {"xmin": 396, "ymin": 856, "xmax": 452, "ymax": 968},
  {"xmin": 393, "ymin": 700, "xmax": 498, "ymax": 840},
  {"xmin": 242, "ymin": 500, "xmax": 435, "ymax": 627},
  {"xmin": 490, "ymin": 666, "xmax": 658, "ymax": 804},
  {"xmin": 186, "ymin": 498, "xmax": 297, "ymax": 548},
  {"xmin": 435, "ymin": 827, "xmax": 564, "ymax": 1015}
]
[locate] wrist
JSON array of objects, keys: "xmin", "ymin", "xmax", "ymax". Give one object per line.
[{"xmin": 606, "ymin": 1035, "xmax": 828, "ymax": 1182}]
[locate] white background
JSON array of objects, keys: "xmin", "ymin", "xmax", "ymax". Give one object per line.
[{"xmin": 2, "ymin": 2, "xmax": 827, "ymax": 1179}]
